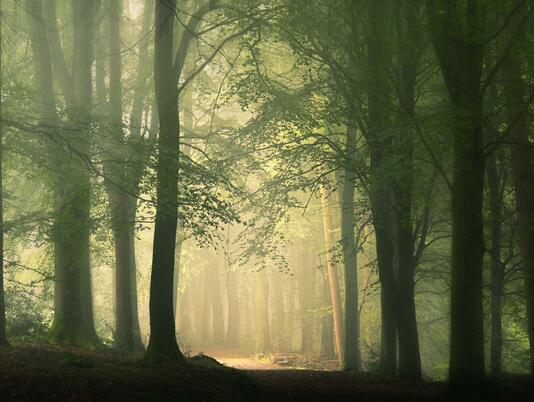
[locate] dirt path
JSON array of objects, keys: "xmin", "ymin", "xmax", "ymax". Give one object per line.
[{"xmin": 217, "ymin": 357, "xmax": 285, "ymax": 370}]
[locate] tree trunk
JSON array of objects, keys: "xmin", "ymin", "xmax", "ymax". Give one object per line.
[
  {"xmin": 226, "ymin": 269, "xmax": 240, "ymax": 347},
  {"xmin": 299, "ymin": 248, "xmax": 315, "ymax": 354},
  {"xmin": 0, "ymin": 7, "xmax": 7, "ymax": 346},
  {"xmin": 320, "ymin": 185, "xmax": 344, "ymax": 361},
  {"xmin": 146, "ymin": 0, "xmax": 185, "ymax": 363},
  {"xmin": 487, "ymin": 141, "xmax": 504, "ymax": 377},
  {"xmin": 104, "ymin": 0, "xmax": 135, "ymax": 352},
  {"xmin": 428, "ymin": 0, "xmax": 486, "ymax": 392},
  {"xmin": 254, "ymin": 270, "xmax": 270, "ymax": 356},
  {"xmin": 367, "ymin": 0, "xmax": 397, "ymax": 377},
  {"xmin": 502, "ymin": 38, "xmax": 534, "ymax": 375},
  {"xmin": 211, "ymin": 262, "xmax": 225, "ymax": 344},
  {"xmin": 270, "ymin": 272, "xmax": 286, "ymax": 352},
  {"xmin": 340, "ymin": 118, "xmax": 361, "ymax": 370},
  {"xmin": 28, "ymin": 0, "xmax": 98, "ymax": 346},
  {"xmin": 319, "ymin": 267, "xmax": 335, "ymax": 359},
  {"xmin": 392, "ymin": 1, "xmax": 422, "ymax": 379}
]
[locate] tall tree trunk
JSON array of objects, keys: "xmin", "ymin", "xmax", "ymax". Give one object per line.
[
  {"xmin": 428, "ymin": 0, "xmax": 486, "ymax": 392},
  {"xmin": 211, "ymin": 262, "xmax": 225, "ymax": 344},
  {"xmin": 226, "ymin": 269, "xmax": 240, "ymax": 347},
  {"xmin": 503, "ymin": 41, "xmax": 534, "ymax": 374},
  {"xmin": 367, "ymin": 0, "xmax": 397, "ymax": 377},
  {"xmin": 270, "ymin": 272, "xmax": 286, "ymax": 352},
  {"xmin": 299, "ymin": 248, "xmax": 315, "ymax": 354},
  {"xmin": 320, "ymin": 185, "xmax": 344, "ymax": 361},
  {"xmin": 486, "ymin": 141, "xmax": 504, "ymax": 377},
  {"xmin": 340, "ymin": 118, "xmax": 361, "ymax": 370},
  {"xmin": 28, "ymin": 0, "xmax": 98, "ymax": 346},
  {"xmin": 392, "ymin": 0, "xmax": 422, "ymax": 380},
  {"xmin": 72, "ymin": 0, "xmax": 99, "ymax": 344},
  {"xmin": 146, "ymin": 0, "xmax": 185, "ymax": 363},
  {"xmin": 127, "ymin": 0, "xmax": 154, "ymax": 350},
  {"xmin": 104, "ymin": 0, "xmax": 135, "ymax": 351},
  {"xmin": 320, "ymin": 270, "xmax": 335, "ymax": 359},
  {"xmin": 0, "ymin": 3, "xmax": 7, "ymax": 346},
  {"xmin": 254, "ymin": 270, "xmax": 270, "ymax": 356},
  {"xmin": 201, "ymin": 268, "xmax": 212, "ymax": 344}
]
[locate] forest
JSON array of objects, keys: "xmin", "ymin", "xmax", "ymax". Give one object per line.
[{"xmin": 0, "ymin": 0, "xmax": 533, "ymax": 401}]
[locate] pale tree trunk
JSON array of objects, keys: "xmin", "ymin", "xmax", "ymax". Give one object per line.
[
  {"xmin": 226, "ymin": 269, "xmax": 240, "ymax": 347},
  {"xmin": 211, "ymin": 262, "xmax": 225, "ymax": 344},
  {"xmin": 104, "ymin": 0, "xmax": 135, "ymax": 352},
  {"xmin": 254, "ymin": 271, "xmax": 270, "ymax": 356},
  {"xmin": 340, "ymin": 117, "xmax": 361, "ymax": 370},
  {"xmin": 270, "ymin": 272, "xmax": 286, "ymax": 352},
  {"xmin": 299, "ymin": 248, "xmax": 315, "ymax": 354},
  {"xmin": 30, "ymin": 0, "xmax": 98, "ymax": 346},
  {"xmin": 320, "ymin": 185, "xmax": 344, "ymax": 361}
]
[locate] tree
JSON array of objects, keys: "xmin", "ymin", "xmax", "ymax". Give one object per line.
[
  {"xmin": 146, "ymin": 0, "xmax": 186, "ymax": 363},
  {"xmin": 0, "ymin": 0, "xmax": 7, "ymax": 347},
  {"xmin": 104, "ymin": 0, "xmax": 135, "ymax": 351},
  {"xmin": 427, "ymin": 0, "xmax": 487, "ymax": 392},
  {"xmin": 501, "ymin": 2, "xmax": 534, "ymax": 373}
]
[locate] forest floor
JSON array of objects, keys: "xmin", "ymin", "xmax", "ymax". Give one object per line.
[{"xmin": 0, "ymin": 344, "xmax": 532, "ymax": 401}]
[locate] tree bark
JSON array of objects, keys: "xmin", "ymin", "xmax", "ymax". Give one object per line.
[
  {"xmin": 0, "ymin": 5, "xmax": 7, "ymax": 346},
  {"xmin": 226, "ymin": 269, "xmax": 240, "ymax": 347},
  {"xmin": 339, "ymin": 119, "xmax": 361, "ymax": 370},
  {"xmin": 299, "ymin": 248, "xmax": 315, "ymax": 354},
  {"xmin": 103, "ymin": 0, "xmax": 135, "ymax": 352},
  {"xmin": 428, "ymin": 0, "xmax": 486, "ymax": 392},
  {"xmin": 146, "ymin": 0, "xmax": 185, "ymax": 363},
  {"xmin": 391, "ymin": 0, "xmax": 422, "ymax": 380},
  {"xmin": 486, "ymin": 138, "xmax": 505, "ymax": 377},
  {"xmin": 502, "ymin": 34, "xmax": 534, "ymax": 374},
  {"xmin": 320, "ymin": 185, "xmax": 344, "ymax": 362},
  {"xmin": 254, "ymin": 271, "xmax": 270, "ymax": 356},
  {"xmin": 366, "ymin": 0, "xmax": 397, "ymax": 377},
  {"xmin": 28, "ymin": 0, "xmax": 98, "ymax": 346}
]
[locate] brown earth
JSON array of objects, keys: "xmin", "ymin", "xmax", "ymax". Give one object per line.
[{"xmin": 0, "ymin": 345, "xmax": 532, "ymax": 401}]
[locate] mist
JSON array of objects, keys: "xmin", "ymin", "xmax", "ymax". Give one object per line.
[{"xmin": 0, "ymin": 0, "xmax": 532, "ymax": 401}]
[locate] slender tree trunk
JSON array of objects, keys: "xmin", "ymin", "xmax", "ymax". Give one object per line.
[
  {"xmin": 0, "ymin": 2, "xmax": 7, "ymax": 346},
  {"xmin": 226, "ymin": 269, "xmax": 240, "ymax": 347},
  {"xmin": 104, "ymin": 0, "xmax": 135, "ymax": 352},
  {"xmin": 320, "ymin": 185, "xmax": 344, "ymax": 361},
  {"xmin": 72, "ymin": 0, "xmax": 99, "ymax": 344},
  {"xmin": 319, "ymin": 267, "xmax": 335, "ymax": 359},
  {"xmin": 127, "ymin": 0, "xmax": 153, "ymax": 350},
  {"xmin": 201, "ymin": 268, "xmax": 212, "ymax": 343},
  {"xmin": 254, "ymin": 271, "xmax": 270, "ymax": 356},
  {"xmin": 502, "ymin": 39, "xmax": 534, "ymax": 374},
  {"xmin": 340, "ymin": 118, "xmax": 361, "ymax": 370},
  {"xmin": 270, "ymin": 272, "xmax": 286, "ymax": 352},
  {"xmin": 299, "ymin": 248, "xmax": 315, "ymax": 354},
  {"xmin": 211, "ymin": 262, "xmax": 225, "ymax": 344},
  {"xmin": 487, "ymin": 143, "xmax": 504, "ymax": 377},
  {"xmin": 146, "ymin": 0, "xmax": 185, "ymax": 363},
  {"xmin": 287, "ymin": 266, "xmax": 296, "ymax": 351}
]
